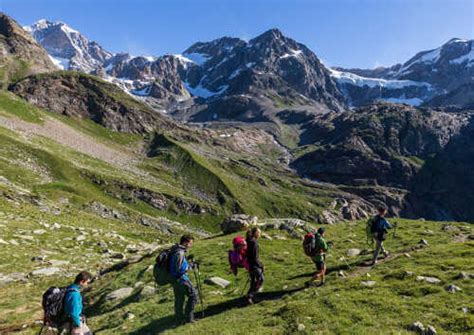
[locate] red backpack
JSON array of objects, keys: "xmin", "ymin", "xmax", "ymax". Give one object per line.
[
  {"xmin": 228, "ymin": 236, "xmax": 249, "ymax": 275},
  {"xmin": 303, "ymin": 233, "xmax": 317, "ymax": 257}
]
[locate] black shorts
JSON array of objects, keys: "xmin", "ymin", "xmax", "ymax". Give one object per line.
[{"xmin": 315, "ymin": 261, "xmax": 325, "ymax": 271}]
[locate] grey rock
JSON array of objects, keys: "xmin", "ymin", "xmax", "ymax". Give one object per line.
[
  {"xmin": 48, "ymin": 260, "xmax": 70, "ymax": 267},
  {"xmin": 317, "ymin": 210, "xmax": 339, "ymax": 225},
  {"xmin": 416, "ymin": 276, "xmax": 441, "ymax": 284},
  {"xmin": 419, "ymin": 239, "xmax": 429, "ymax": 246},
  {"xmin": 31, "ymin": 267, "xmax": 61, "ymax": 277},
  {"xmin": 139, "ymin": 286, "xmax": 157, "ymax": 300},
  {"xmin": 455, "ymin": 272, "xmax": 471, "ymax": 280},
  {"xmin": 204, "ymin": 277, "xmax": 231, "ymax": 289},
  {"xmin": 445, "ymin": 284, "xmax": 462, "ymax": 293},
  {"xmin": 220, "ymin": 214, "xmax": 257, "ymax": 234},
  {"xmin": 124, "ymin": 312, "xmax": 135, "ymax": 320},
  {"xmin": 408, "ymin": 321, "xmax": 425, "ymax": 333},
  {"xmin": 347, "ymin": 248, "xmax": 361, "ymax": 257},
  {"xmin": 425, "ymin": 325, "xmax": 437, "ymax": 335},
  {"xmin": 105, "ymin": 287, "xmax": 134, "ymax": 301},
  {"xmin": 361, "ymin": 280, "xmax": 376, "ymax": 287},
  {"xmin": 31, "ymin": 255, "xmax": 47, "ymax": 262},
  {"xmin": 33, "ymin": 229, "xmax": 46, "ymax": 235}
]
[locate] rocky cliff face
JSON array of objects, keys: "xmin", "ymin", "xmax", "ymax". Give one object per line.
[
  {"xmin": 0, "ymin": 13, "xmax": 55, "ymax": 88},
  {"xmin": 9, "ymin": 72, "xmax": 173, "ymax": 133},
  {"xmin": 290, "ymin": 103, "xmax": 473, "ymax": 218}
]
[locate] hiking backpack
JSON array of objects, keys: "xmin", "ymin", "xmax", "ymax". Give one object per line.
[
  {"xmin": 153, "ymin": 248, "xmax": 176, "ymax": 286},
  {"xmin": 228, "ymin": 236, "xmax": 249, "ymax": 275},
  {"xmin": 366, "ymin": 216, "xmax": 386, "ymax": 241},
  {"xmin": 42, "ymin": 286, "xmax": 76, "ymax": 326},
  {"xmin": 303, "ymin": 233, "xmax": 317, "ymax": 257}
]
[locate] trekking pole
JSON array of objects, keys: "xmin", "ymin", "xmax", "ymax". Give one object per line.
[
  {"xmin": 240, "ymin": 277, "xmax": 250, "ymax": 296},
  {"xmin": 193, "ymin": 264, "xmax": 205, "ymax": 317},
  {"xmin": 393, "ymin": 222, "xmax": 398, "ymax": 238}
]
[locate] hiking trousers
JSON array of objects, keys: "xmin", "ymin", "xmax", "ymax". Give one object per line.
[
  {"xmin": 247, "ymin": 266, "xmax": 264, "ymax": 299},
  {"xmin": 58, "ymin": 316, "xmax": 92, "ymax": 335},
  {"xmin": 373, "ymin": 238, "xmax": 387, "ymax": 261},
  {"xmin": 172, "ymin": 279, "xmax": 197, "ymax": 321}
]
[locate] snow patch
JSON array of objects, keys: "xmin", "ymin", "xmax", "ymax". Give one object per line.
[
  {"xmin": 280, "ymin": 49, "xmax": 303, "ymax": 59},
  {"xmin": 329, "ymin": 68, "xmax": 431, "ymax": 89},
  {"xmin": 48, "ymin": 55, "xmax": 69, "ymax": 70},
  {"xmin": 182, "ymin": 52, "xmax": 210, "ymax": 66},
  {"xmin": 184, "ymin": 82, "xmax": 228, "ymax": 98}
]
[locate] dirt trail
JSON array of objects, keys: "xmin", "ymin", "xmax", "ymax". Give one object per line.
[
  {"xmin": 346, "ymin": 243, "xmax": 428, "ymax": 278},
  {"xmin": 0, "ymin": 115, "xmax": 143, "ymax": 174}
]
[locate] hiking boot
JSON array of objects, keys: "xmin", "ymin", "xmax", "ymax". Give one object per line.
[
  {"xmin": 383, "ymin": 251, "xmax": 390, "ymax": 258},
  {"xmin": 246, "ymin": 296, "xmax": 254, "ymax": 305},
  {"xmin": 317, "ymin": 281, "xmax": 325, "ymax": 287},
  {"xmin": 370, "ymin": 259, "xmax": 378, "ymax": 266},
  {"xmin": 305, "ymin": 280, "xmax": 316, "ymax": 287}
]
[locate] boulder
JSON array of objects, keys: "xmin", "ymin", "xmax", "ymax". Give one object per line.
[
  {"xmin": 445, "ymin": 284, "xmax": 462, "ymax": 293},
  {"xmin": 139, "ymin": 285, "xmax": 157, "ymax": 300},
  {"xmin": 419, "ymin": 239, "xmax": 429, "ymax": 246},
  {"xmin": 416, "ymin": 276, "xmax": 441, "ymax": 284},
  {"xmin": 220, "ymin": 215, "xmax": 257, "ymax": 234},
  {"xmin": 426, "ymin": 325, "xmax": 437, "ymax": 335},
  {"xmin": 106, "ymin": 287, "xmax": 134, "ymax": 301},
  {"xmin": 347, "ymin": 248, "xmax": 361, "ymax": 257},
  {"xmin": 455, "ymin": 272, "xmax": 472, "ymax": 280},
  {"xmin": 31, "ymin": 267, "xmax": 61, "ymax": 277},
  {"xmin": 204, "ymin": 277, "xmax": 231, "ymax": 289},
  {"xmin": 408, "ymin": 321, "xmax": 425, "ymax": 333},
  {"xmin": 361, "ymin": 280, "xmax": 376, "ymax": 287},
  {"xmin": 317, "ymin": 210, "xmax": 339, "ymax": 225}
]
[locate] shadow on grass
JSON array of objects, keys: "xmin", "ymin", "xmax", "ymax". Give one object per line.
[{"xmin": 128, "ymin": 287, "xmax": 306, "ymax": 334}]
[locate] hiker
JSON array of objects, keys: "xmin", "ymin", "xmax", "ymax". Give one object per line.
[
  {"xmin": 368, "ymin": 206, "xmax": 393, "ymax": 265},
  {"xmin": 304, "ymin": 227, "xmax": 329, "ymax": 287},
  {"xmin": 245, "ymin": 227, "xmax": 264, "ymax": 305},
  {"xmin": 58, "ymin": 271, "xmax": 93, "ymax": 335},
  {"xmin": 169, "ymin": 234, "xmax": 198, "ymax": 324}
]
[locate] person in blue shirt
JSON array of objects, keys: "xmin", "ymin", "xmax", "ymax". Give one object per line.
[
  {"xmin": 169, "ymin": 234, "xmax": 197, "ymax": 324},
  {"xmin": 60, "ymin": 271, "xmax": 92, "ymax": 335},
  {"xmin": 370, "ymin": 206, "xmax": 393, "ymax": 265}
]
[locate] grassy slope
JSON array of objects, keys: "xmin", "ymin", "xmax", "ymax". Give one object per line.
[{"xmin": 30, "ymin": 219, "xmax": 473, "ymax": 335}]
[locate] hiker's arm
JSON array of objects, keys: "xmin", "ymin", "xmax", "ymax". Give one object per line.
[
  {"xmin": 383, "ymin": 218, "xmax": 392, "ymax": 229},
  {"xmin": 176, "ymin": 252, "xmax": 188, "ymax": 277},
  {"xmin": 69, "ymin": 290, "xmax": 82, "ymax": 327}
]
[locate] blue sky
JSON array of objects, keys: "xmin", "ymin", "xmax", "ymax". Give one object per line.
[{"xmin": 1, "ymin": 0, "xmax": 472, "ymax": 68}]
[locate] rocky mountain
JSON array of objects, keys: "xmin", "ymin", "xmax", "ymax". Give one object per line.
[
  {"xmin": 24, "ymin": 19, "xmax": 113, "ymax": 72},
  {"xmin": 9, "ymin": 71, "xmax": 174, "ymax": 133},
  {"xmin": 335, "ymin": 38, "xmax": 474, "ymax": 107},
  {"xmin": 25, "ymin": 20, "xmax": 345, "ymax": 116},
  {"xmin": 0, "ymin": 13, "xmax": 55, "ymax": 88},
  {"xmin": 290, "ymin": 103, "xmax": 473, "ymax": 220}
]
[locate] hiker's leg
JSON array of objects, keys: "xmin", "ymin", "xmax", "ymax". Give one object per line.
[
  {"xmin": 255, "ymin": 267, "xmax": 264, "ymax": 292},
  {"xmin": 173, "ymin": 283, "xmax": 185, "ymax": 320},
  {"xmin": 320, "ymin": 262, "xmax": 326, "ymax": 283},
  {"xmin": 380, "ymin": 241, "xmax": 387, "ymax": 255},
  {"xmin": 183, "ymin": 280, "xmax": 197, "ymax": 321},
  {"xmin": 373, "ymin": 239, "xmax": 382, "ymax": 261},
  {"xmin": 247, "ymin": 268, "xmax": 258, "ymax": 299}
]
